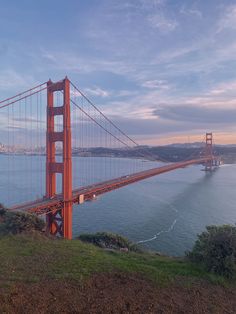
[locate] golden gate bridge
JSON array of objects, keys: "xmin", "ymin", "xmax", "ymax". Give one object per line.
[{"xmin": 0, "ymin": 77, "xmax": 220, "ymax": 239}]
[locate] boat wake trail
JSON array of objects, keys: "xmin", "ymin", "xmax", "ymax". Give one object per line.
[
  {"xmin": 137, "ymin": 198, "xmax": 178, "ymax": 244},
  {"xmin": 137, "ymin": 219, "xmax": 177, "ymax": 244}
]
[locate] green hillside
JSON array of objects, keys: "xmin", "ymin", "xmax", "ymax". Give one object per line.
[{"xmin": 0, "ymin": 234, "xmax": 235, "ymax": 313}]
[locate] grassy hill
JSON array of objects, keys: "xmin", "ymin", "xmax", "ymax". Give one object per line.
[{"xmin": 0, "ymin": 233, "xmax": 236, "ymax": 313}]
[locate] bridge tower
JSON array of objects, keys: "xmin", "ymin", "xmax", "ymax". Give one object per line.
[
  {"xmin": 46, "ymin": 77, "xmax": 73, "ymax": 239},
  {"xmin": 205, "ymin": 132, "xmax": 213, "ymax": 171}
]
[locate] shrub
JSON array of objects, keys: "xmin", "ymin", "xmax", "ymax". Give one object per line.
[
  {"xmin": 187, "ymin": 225, "xmax": 236, "ymax": 278},
  {"xmin": 0, "ymin": 203, "xmax": 6, "ymax": 216},
  {"xmin": 0, "ymin": 207, "xmax": 45, "ymax": 235},
  {"xmin": 78, "ymin": 232, "xmax": 141, "ymax": 252}
]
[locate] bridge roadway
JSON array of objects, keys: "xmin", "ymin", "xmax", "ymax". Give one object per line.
[{"xmin": 10, "ymin": 157, "xmax": 213, "ymax": 215}]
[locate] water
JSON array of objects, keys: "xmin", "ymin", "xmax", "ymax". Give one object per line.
[{"xmin": 1, "ymin": 155, "xmax": 236, "ymax": 256}]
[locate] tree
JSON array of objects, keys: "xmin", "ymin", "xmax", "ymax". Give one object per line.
[
  {"xmin": 0, "ymin": 204, "xmax": 45, "ymax": 235},
  {"xmin": 187, "ymin": 225, "xmax": 236, "ymax": 278},
  {"xmin": 0, "ymin": 203, "xmax": 6, "ymax": 216}
]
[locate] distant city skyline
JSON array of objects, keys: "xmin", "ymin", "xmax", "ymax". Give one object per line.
[{"xmin": 0, "ymin": 0, "xmax": 236, "ymax": 145}]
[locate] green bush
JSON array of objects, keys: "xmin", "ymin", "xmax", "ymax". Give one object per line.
[
  {"xmin": 0, "ymin": 205, "xmax": 45, "ymax": 235},
  {"xmin": 78, "ymin": 232, "xmax": 142, "ymax": 252},
  {"xmin": 187, "ymin": 225, "xmax": 236, "ymax": 278}
]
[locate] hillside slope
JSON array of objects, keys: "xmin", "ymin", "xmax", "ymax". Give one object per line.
[{"xmin": 0, "ymin": 234, "xmax": 235, "ymax": 313}]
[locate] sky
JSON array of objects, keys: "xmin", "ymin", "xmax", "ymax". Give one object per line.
[{"xmin": 0, "ymin": 0, "xmax": 236, "ymax": 145}]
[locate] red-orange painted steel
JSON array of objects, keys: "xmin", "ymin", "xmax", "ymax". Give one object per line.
[
  {"xmin": 62, "ymin": 78, "xmax": 72, "ymax": 239},
  {"xmin": 46, "ymin": 80, "xmax": 57, "ymax": 235},
  {"xmin": 45, "ymin": 78, "xmax": 73, "ymax": 239},
  {"xmin": 8, "ymin": 87, "xmax": 220, "ymax": 240},
  {"xmin": 205, "ymin": 132, "xmax": 213, "ymax": 171},
  {"xmin": 46, "ymin": 80, "xmax": 56, "ymax": 198},
  {"xmin": 10, "ymin": 156, "xmax": 219, "ymax": 217}
]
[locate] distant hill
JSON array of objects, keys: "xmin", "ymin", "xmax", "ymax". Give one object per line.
[
  {"xmin": 72, "ymin": 144, "xmax": 236, "ymax": 163},
  {"xmin": 165, "ymin": 142, "xmax": 204, "ymax": 148}
]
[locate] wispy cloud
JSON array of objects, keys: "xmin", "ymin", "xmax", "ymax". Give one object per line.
[
  {"xmin": 1, "ymin": 1, "xmax": 236, "ymax": 145},
  {"xmin": 147, "ymin": 13, "xmax": 178, "ymax": 32},
  {"xmin": 180, "ymin": 7, "xmax": 202, "ymax": 18},
  {"xmin": 0, "ymin": 70, "xmax": 34, "ymax": 91},
  {"xmin": 217, "ymin": 4, "xmax": 236, "ymax": 33},
  {"xmin": 153, "ymin": 104, "xmax": 236, "ymax": 124},
  {"xmin": 84, "ymin": 86, "xmax": 110, "ymax": 97},
  {"xmin": 209, "ymin": 81, "xmax": 236, "ymax": 96},
  {"xmin": 141, "ymin": 80, "xmax": 170, "ymax": 90}
]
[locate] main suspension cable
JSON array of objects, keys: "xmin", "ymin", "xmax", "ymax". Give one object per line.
[
  {"xmin": 0, "ymin": 84, "xmax": 47, "ymax": 109},
  {"xmin": 70, "ymin": 80, "xmax": 169, "ymax": 163}
]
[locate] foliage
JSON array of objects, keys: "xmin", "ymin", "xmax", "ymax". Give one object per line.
[
  {"xmin": 187, "ymin": 225, "xmax": 236, "ymax": 278},
  {"xmin": 0, "ymin": 205, "xmax": 45, "ymax": 235},
  {"xmin": 78, "ymin": 232, "xmax": 142, "ymax": 252},
  {"xmin": 0, "ymin": 203, "xmax": 6, "ymax": 216}
]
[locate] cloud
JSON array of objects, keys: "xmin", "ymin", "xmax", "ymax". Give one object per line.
[
  {"xmin": 84, "ymin": 86, "xmax": 110, "ymax": 97},
  {"xmin": 180, "ymin": 7, "xmax": 202, "ymax": 18},
  {"xmin": 40, "ymin": 49, "xmax": 135, "ymax": 77},
  {"xmin": 152, "ymin": 42, "xmax": 236, "ymax": 77},
  {"xmin": 38, "ymin": 13, "xmax": 236, "ymax": 88},
  {"xmin": 209, "ymin": 81, "xmax": 236, "ymax": 96},
  {"xmin": 0, "ymin": 70, "xmax": 34, "ymax": 91},
  {"xmin": 115, "ymin": 90, "xmax": 139, "ymax": 97},
  {"xmin": 140, "ymin": 0, "xmax": 166, "ymax": 8},
  {"xmin": 105, "ymin": 114, "xmax": 201, "ymax": 137},
  {"xmin": 98, "ymin": 77, "xmax": 236, "ymax": 130},
  {"xmin": 1, "ymin": 1, "xmax": 236, "ymax": 146},
  {"xmin": 153, "ymin": 104, "xmax": 236, "ymax": 124},
  {"xmin": 70, "ymin": 90, "xmax": 82, "ymax": 98},
  {"xmin": 217, "ymin": 4, "xmax": 236, "ymax": 33},
  {"xmin": 147, "ymin": 13, "xmax": 178, "ymax": 32},
  {"xmin": 13, "ymin": 117, "xmax": 44, "ymax": 124},
  {"xmin": 141, "ymin": 80, "xmax": 170, "ymax": 90}
]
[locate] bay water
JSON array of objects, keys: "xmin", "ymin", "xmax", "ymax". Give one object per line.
[{"xmin": 0, "ymin": 155, "xmax": 235, "ymax": 256}]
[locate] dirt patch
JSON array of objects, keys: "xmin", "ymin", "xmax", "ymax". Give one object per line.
[{"xmin": 0, "ymin": 273, "xmax": 236, "ymax": 314}]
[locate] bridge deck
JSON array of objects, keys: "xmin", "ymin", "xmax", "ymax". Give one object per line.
[{"xmin": 10, "ymin": 157, "xmax": 214, "ymax": 215}]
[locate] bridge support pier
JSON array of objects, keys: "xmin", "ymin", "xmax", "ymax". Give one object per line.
[{"xmin": 46, "ymin": 77, "xmax": 73, "ymax": 239}]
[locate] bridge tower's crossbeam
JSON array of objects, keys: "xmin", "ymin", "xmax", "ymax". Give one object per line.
[{"xmin": 46, "ymin": 77, "xmax": 72, "ymax": 239}]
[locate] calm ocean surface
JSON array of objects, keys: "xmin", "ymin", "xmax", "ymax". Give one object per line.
[{"xmin": 1, "ymin": 155, "xmax": 236, "ymax": 256}]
